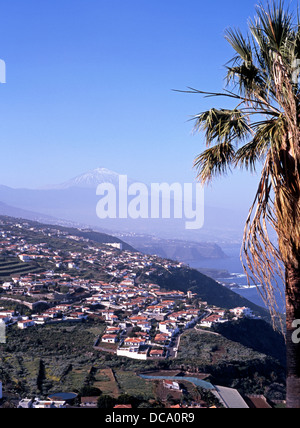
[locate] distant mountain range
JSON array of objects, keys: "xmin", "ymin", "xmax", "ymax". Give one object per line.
[
  {"xmin": 120, "ymin": 233, "xmax": 228, "ymax": 263},
  {"xmin": 0, "ymin": 167, "xmax": 247, "ymax": 247},
  {"xmin": 0, "ymin": 200, "xmax": 60, "ymax": 224}
]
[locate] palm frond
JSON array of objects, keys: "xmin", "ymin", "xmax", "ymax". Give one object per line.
[
  {"xmin": 193, "ymin": 142, "xmax": 235, "ymax": 184},
  {"xmin": 241, "ymin": 156, "xmax": 285, "ymax": 330},
  {"xmin": 224, "ymin": 28, "xmax": 253, "ymax": 64},
  {"xmin": 192, "ymin": 108, "xmax": 251, "ymax": 147},
  {"xmin": 254, "ymin": 0, "xmax": 294, "ymax": 54},
  {"xmin": 235, "ymin": 139, "xmax": 268, "ymax": 172}
]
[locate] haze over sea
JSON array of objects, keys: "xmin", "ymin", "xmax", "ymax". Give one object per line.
[{"xmin": 187, "ymin": 243, "xmax": 286, "ymax": 314}]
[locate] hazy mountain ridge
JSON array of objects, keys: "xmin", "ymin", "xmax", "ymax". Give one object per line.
[
  {"xmin": 0, "ymin": 167, "xmax": 246, "ymax": 244},
  {"xmin": 0, "ymin": 213, "xmax": 136, "ymax": 252},
  {"xmin": 120, "ymin": 233, "xmax": 227, "ymax": 262},
  {"xmin": 0, "ymin": 199, "xmax": 230, "ymax": 263}
]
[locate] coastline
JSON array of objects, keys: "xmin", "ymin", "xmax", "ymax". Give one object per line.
[{"xmin": 186, "ymin": 244, "xmax": 285, "ymax": 314}]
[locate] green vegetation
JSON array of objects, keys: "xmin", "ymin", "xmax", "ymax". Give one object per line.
[
  {"xmin": 97, "ymin": 394, "xmax": 116, "ymax": 408},
  {"xmin": 0, "ymin": 316, "xmax": 286, "ymax": 404},
  {"xmin": 0, "ymin": 320, "xmax": 105, "ymax": 397},
  {"xmin": 114, "ymin": 369, "xmax": 155, "ymax": 401},
  {"xmin": 0, "ymin": 257, "xmax": 42, "ymax": 278},
  {"xmin": 212, "ymin": 318, "xmax": 286, "ymax": 365},
  {"xmin": 174, "ymin": 329, "xmax": 286, "ymax": 400},
  {"xmin": 177, "ymin": 330, "xmax": 269, "ymax": 364}
]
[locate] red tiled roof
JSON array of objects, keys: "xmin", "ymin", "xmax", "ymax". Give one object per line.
[{"xmin": 114, "ymin": 404, "xmax": 132, "ymax": 408}]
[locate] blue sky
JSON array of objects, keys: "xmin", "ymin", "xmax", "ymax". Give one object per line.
[{"xmin": 0, "ymin": 0, "xmax": 292, "ymax": 211}]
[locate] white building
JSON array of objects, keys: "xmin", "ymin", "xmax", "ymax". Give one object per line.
[
  {"xmin": 117, "ymin": 347, "xmax": 148, "ymax": 360},
  {"xmin": 17, "ymin": 319, "xmax": 35, "ymax": 329},
  {"xmin": 1, "ymin": 282, "xmax": 12, "ymax": 291},
  {"xmin": 230, "ymin": 307, "xmax": 254, "ymax": 318},
  {"xmin": 158, "ymin": 321, "xmax": 179, "ymax": 337},
  {"xmin": 163, "ymin": 380, "xmax": 181, "ymax": 391},
  {"xmin": 101, "ymin": 334, "xmax": 118, "ymax": 344},
  {"xmin": 106, "ymin": 243, "xmax": 123, "ymax": 250},
  {"xmin": 32, "ymin": 400, "xmax": 66, "ymax": 408},
  {"xmin": 18, "ymin": 254, "xmax": 32, "ymax": 262},
  {"xmin": 18, "ymin": 398, "xmax": 66, "ymax": 408}
]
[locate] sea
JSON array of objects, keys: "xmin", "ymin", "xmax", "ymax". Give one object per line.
[{"xmin": 187, "ymin": 243, "xmax": 286, "ymax": 314}]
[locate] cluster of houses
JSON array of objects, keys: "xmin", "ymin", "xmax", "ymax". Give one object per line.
[
  {"xmin": 89, "ymin": 282, "xmax": 204, "ymax": 360},
  {"xmin": 0, "ymin": 269, "xmax": 257, "ymax": 362},
  {"xmin": 0, "ymin": 218, "xmax": 258, "ymax": 361},
  {"xmin": 95, "ymin": 282, "xmax": 256, "ymax": 360},
  {"xmin": 198, "ymin": 306, "xmax": 255, "ymax": 328}
]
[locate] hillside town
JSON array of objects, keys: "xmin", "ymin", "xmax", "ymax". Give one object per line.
[
  {"xmin": 0, "ymin": 217, "xmax": 257, "ymax": 363},
  {"xmin": 0, "ymin": 217, "xmax": 278, "ymax": 408}
]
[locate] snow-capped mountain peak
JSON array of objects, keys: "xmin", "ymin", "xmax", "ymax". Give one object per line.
[{"xmin": 42, "ymin": 168, "xmax": 133, "ymax": 190}]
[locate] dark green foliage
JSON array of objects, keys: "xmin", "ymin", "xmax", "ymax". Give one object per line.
[
  {"xmin": 97, "ymin": 394, "xmax": 116, "ymax": 408},
  {"xmin": 212, "ymin": 318, "xmax": 286, "ymax": 365},
  {"xmin": 80, "ymin": 386, "xmax": 102, "ymax": 397},
  {"xmin": 173, "ymin": 329, "xmax": 286, "ymax": 400},
  {"xmin": 0, "ymin": 320, "xmax": 105, "ymax": 397},
  {"xmin": 37, "ymin": 359, "xmax": 46, "ymax": 393},
  {"xmin": 116, "ymin": 393, "xmax": 141, "ymax": 407},
  {"xmin": 197, "ymin": 387, "xmax": 223, "ymax": 407}
]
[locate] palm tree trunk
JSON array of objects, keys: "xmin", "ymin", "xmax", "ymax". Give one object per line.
[{"xmin": 286, "ymin": 263, "xmax": 300, "ymax": 408}]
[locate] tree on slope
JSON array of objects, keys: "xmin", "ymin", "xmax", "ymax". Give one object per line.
[{"xmin": 188, "ymin": 0, "xmax": 300, "ymax": 408}]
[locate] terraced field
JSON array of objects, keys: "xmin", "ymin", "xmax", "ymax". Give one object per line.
[
  {"xmin": 93, "ymin": 368, "xmax": 120, "ymax": 398},
  {"xmin": 0, "ymin": 257, "xmax": 42, "ymax": 278}
]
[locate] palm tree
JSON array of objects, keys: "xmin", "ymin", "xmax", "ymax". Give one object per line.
[{"xmin": 187, "ymin": 0, "xmax": 300, "ymax": 408}]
